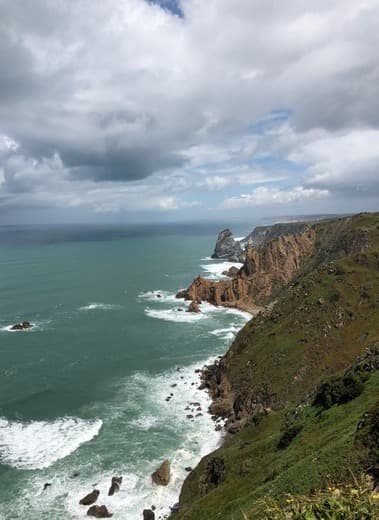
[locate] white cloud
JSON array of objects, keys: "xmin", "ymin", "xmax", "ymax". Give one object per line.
[{"xmin": 222, "ymin": 186, "xmax": 329, "ymax": 209}]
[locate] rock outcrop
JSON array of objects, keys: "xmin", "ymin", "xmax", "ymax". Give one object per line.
[
  {"xmin": 108, "ymin": 476, "xmax": 122, "ymax": 496},
  {"xmin": 79, "ymin": 490, "xmax": 100, "ymax": 506},
  {"xmin": 177, "ymin": 229, "xmax": 317, "ymax": 312},
  {"xmin": 10, "ymin": 321, "xmax": 33, "ymax": 331},
  {"xmin": 211, "ymin": 229, "xmax": 245, "ymax": 262},
  {"xmin": 151, "ymin": 460, "xmax": 171, "ymax": 486},
  {"xmin": 187, "ymin": 301, "xmax": 200, "ymax": 313},
  {"xmin": 143, "ymin": 510, "xmax": 155, "ymax": 520},
  {"xmin": 243, "ymin": 221, "xmax": 312, "ymax": 249},
  {"xmin": 87, "ymin": 505, "xmax": 112, "ymax": 518}
]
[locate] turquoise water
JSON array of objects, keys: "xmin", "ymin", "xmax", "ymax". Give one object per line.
[{"xmin": 0, "ymin": 225, "xmax": 252, "ymax": 519}]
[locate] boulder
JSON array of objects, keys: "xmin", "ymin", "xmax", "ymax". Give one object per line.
[
  {"xmin": 10, "ymin": 321, "xmax": 33, "ymax": 331},
  {"xmin": 151, "ymin": 459, "xmax": 171, "ymax": 486},
  {"xmin": 143, "ymin": 509, "xmax": 155, "ymax": 520},
  {"xmin": 187, "ymin": 301, "xmax": 200, "ymax": 313},
  {"xmin": 80, "ymin": 490, "xmax": 100, "ymax": 506},
  {"xmin": 108, "ymin": 476, "xmax": 122, "ymax": 496},
  {"xmin": 87, "ymin": 505, "xmax": 112, "ymax": 518}
]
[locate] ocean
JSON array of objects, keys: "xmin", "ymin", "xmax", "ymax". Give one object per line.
[{"xmin": 0, "ymin": 223, "xmax": 253, "ymax": 519}]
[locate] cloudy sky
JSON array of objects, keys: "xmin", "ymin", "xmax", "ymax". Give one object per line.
[{"xmin": 0, "ymin": 0, "xmax": 378, "ymax": 224}]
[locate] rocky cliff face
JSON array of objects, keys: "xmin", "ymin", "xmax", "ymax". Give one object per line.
[
  {"xmin": 243, "ymin": 221, "xmax": 312, "ymax": 248},
  {"xmin": 211, "ymin": 229, "xmax": 245, "ymax": 262},
  {"xmin": 177, "ymin": 228, "xmax": 317, "ymax": 312}
]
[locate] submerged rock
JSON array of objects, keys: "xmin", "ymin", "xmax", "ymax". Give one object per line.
[
  {"xmin": 10, "ymin": 321, "xmax": 33, "ymax": 331},
  {"xmin": 151, "ymin": 459, "xmax": 171, "ymax": 486},
  {"xmin": 87, "ymin": 505, "xmax": 112, "ymax": 518},
  {"xmin": 108, "ymin": 476, "xmax": 122, "ymax": 496},
  {"xmin": 80, "ymin": 490, "xmax": 100, "ymax": 506}
]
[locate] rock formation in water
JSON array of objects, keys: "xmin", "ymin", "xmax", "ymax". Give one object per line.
[
  {"xmin": 187, "ymin": 301, "xmax": 200, "ymax": 313},
  {"xmin": 108, "ymin": 476, "xmax": 122, "ymax": 496},
  {"xmin": 151, "ymin": 459, "xmax": 171, "ymax": 486},
  {"xmin": 87, "ymin": 505, "xmax": 113, "ymax": 518},
  {"xmin": 211, "ymin": 229, "xmax": 245, "ymax": 262},
  {"xmin": 10, "ymin": 321, "xmax": 33, "ymax": 331},
  {"xmin": 79, "ymin": 490, "xmax": 100, "ymax": 506}
]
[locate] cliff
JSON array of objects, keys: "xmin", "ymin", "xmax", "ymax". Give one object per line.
[
  {"xmin": 242, "ymin": 221, "xmax": 313, "ymax": 248},
  {"xmin": 171, "ymin": 212, "xmax": 379, "ymax": 520},
  {"xmin": 177, "ymin": 228, "xmax": 317, "ymax": 312}
]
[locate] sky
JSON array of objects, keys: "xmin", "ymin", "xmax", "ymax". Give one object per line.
[{"xmin": 0, "ymin": 0, "xmax": 378, "ymax": 224}]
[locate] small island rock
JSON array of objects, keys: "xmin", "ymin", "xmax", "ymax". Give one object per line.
[
  {"xmin": 80, "ymin": 490, "xmax": 100, "ymax": 506},
  {"xmin": 187, "ymin": 301, "xmax": 201, "ymax": 313},
  {"xmin": 87, "ymin": 505, "xmax": 112, "ymax": 518},
  {"xmin": 151, "ymin": 459, "xmax": 171, "ymax": 486},
  {"xmin": 108, "ymin": 476, "xmax": 122, "ymax": 496},
  {"xmin": 143, "ymin": 509, "xmax": 155, "ymax": 520}
]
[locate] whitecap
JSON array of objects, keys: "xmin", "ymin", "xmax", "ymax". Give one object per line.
[
  {"xmin": 129, "ymin": 415, "xmax": 159, "ymax": 430},
  {"xmin": 138, "ymin": 290, "xmax": 179, "ymax": 303},
  {"xmin": 0, "ymin": 417, "xmax": 102, "ymax": 470},
  {"xmin": 200, "ymin": 261, "xmax": 243, "ymax": 280},
  {"xmin": 144, "ymin": 307, "xmax": 204, "ymax": 323},
  {"xmin": 79, "ymin": 303, "xmax": 122, "ymax": 311},
  {"xmin": 0, "ymin": 320, "xmax": 50, "ymax": 333}
]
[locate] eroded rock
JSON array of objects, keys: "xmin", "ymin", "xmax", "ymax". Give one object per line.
[
  {"xmin": 80, "ymin": 490, "xmax": 100, "ymax": 506},
  {"xmin": 151, "ymin": 459, "xmax": 171, "ymax": 486}
]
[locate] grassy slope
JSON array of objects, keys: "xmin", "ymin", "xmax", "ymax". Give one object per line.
[{"xmin": 174, "ymin": 213, "xmax": 379, "ymax": 519}]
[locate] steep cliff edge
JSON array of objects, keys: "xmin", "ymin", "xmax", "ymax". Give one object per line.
[
  {"xmin": 177, "ymin": 228, "xmax": 317, "ymax": 312},
  {"xmin": 172, "ymin": 212, "xmax": 379, "ymax": 520}
]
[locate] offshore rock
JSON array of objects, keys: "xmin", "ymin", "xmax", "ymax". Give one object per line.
[
  {"xmin": 87, "ymin": 505, "xmax": 112, "ymax": 518},
  {"xmin": 108, "ymin": 476, "xmax": 122, "ymax": 496},
  {"xmin": 10, "ymin": 321, "xmax": 33, "ymax": 331},
  {"xmin": 143, "ymin": 510, "xmax": 155, "ymax": 520},
  {"xmin": 151, "ymin": 459, "xmax": 171, "ymax": 486},
  {"xmin": 211, "ymin": 229, "xmax": 245, "ymax": 262},
  {"xmin": 79, "ymin": 490, "xmax": 100, "ymax": 506},
  {"xmin": 187, "ymin": 300, "xmax": 200, "ymax": 313}
]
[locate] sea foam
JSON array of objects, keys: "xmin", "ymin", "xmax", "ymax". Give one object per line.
[
  {"xmin": 0, "ymin": 417, "xmax": 102, "ymax": 470},
  {"xmin": 79, "ymin": 303, "xmax": 122, "ymax": 311},
  {"xmin": 200, "ymin": 261, "xmax": 243, "ymax": 280}
]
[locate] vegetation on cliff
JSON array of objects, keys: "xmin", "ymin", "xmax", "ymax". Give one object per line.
[{"xmin": 172, "ymin": 212, "xmax": 379, "ymax": 519}]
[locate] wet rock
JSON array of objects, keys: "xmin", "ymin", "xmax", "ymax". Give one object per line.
[
  {"xmin": 43, "ymin": 483, "xmax": 51, "ymax": 491},
  {"xmin": 108, "ymin": 476, "xmax": 122, "ymax": 496},
  {"xmin": 187, "ymin": 301, "xmax": 200, "ymax": 313},
  {"xmin": 215, "ymin": 424, "xmax": 222, "ymax": 432},
  {"xmin": 87, "ymin": 505, "xmax": 112, "ymax": 518},
  {"xmin": 186, "ymin": 414, "xmax": 194, "ymax": 419},
  {"xmin": 156, "ymin": 294, "xmax": 161, "ymax": 298},
  {"xmin": 10, "ymin": 321, "xmax": 33, "ymax": 331},
  {"xmin": 170, "ymin": 503, "xmax": 180, "ymax": 514},
  {"xmin": 143, "ymin": 509, "xmax": 155, "ymax": 520},
  {"xmin": 185, "ymin": 466, "xmax": 193, "ymax": 472},
  {"xmin": 151, "ymin": 459, "xmax": 171, "ymax": 486},
  {"xmin": 177, "ymin": 308, "xmax": 184, "ymax": 312},
  {"xmin": 80, "ymin": 490, "xmax": 100, "ymax": 506},
  {"xmin": 71, "ymin": 472, "xmax": 80, "ymax": 478},
  {"xmin": 171, "ymin": 384, "xmax": 177, "ymax": 388}
]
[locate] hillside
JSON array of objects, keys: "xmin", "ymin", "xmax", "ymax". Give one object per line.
[{"xmin": 171, "ymin": 212, "xmax": 379, "ymax": 519}]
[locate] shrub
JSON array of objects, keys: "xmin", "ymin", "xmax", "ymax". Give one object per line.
[
  {"xmin": 255, "ymin": 478, "xmax": 379, "ymax": 520},
  {"xmin": 277, "ymin": 424, "xmax": 303, "ymax": 449},
  {"xmin": 313, "ymin": 372, "xmax": 364, "ymax": 409}
]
